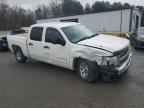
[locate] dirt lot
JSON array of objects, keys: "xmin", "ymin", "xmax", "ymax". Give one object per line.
[{"xmin": 0, "ymin": 49, "xmax": 144, "ymax": 108}]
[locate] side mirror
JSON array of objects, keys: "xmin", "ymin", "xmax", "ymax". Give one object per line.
[{"xmin": 55, "ymin": 39, "xmax": 66, "ymax": 46}]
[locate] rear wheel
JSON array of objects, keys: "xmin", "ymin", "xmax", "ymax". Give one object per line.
[
  {"xmin": 77, "ymin": 59, "xmax": 99, "ymax": 83},
  {"xmin": 14, "ymin": 48, "xmax": 27, "ymax": 63}
]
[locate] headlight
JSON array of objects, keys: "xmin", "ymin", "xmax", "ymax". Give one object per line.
[
  {"xmin": 109, "ymin": 56, "xmax": 118, "ymax": 66},
  {"xmin": 102, "ymin": 56, "xmax": 118, "ymax": 66}
]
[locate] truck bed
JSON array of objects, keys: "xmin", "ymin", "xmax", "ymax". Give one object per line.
[
  {"xmin": 7, "ymin": 33, "xmax": 30, "ymax": 57},
  {"xmin": 11, "ymin": 33, "xmax": 28, "ymax": 38}
]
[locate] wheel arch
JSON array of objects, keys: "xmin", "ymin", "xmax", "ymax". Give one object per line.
[
  {"xmin": 73, "ymin": 57, "xmax": 100, "ymax": 82},
  {"xmin": 73, "ymin": 57, "xmax": 81, "ymax": 71},
  {"xmin": 73, "ymin": 57, "xmax": 100, "ymax": 71},
  {"xmin": 12, "ymin": 45, "xmax": 21, "ymax": 53},
  {"xmin": 12, "ymin": 44, "xmax": 27, "ymax": 63}
]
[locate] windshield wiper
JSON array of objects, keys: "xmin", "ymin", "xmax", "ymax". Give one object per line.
[
  {"xmin": 89, "ymin": 33, "xmax": 99, "ymax": 38},
  {"xmin": 76, "ymin": 34, "xmax": 99, "ymax": 43},
  {"xmin": 76, "ymin": 37, "xmax": 89, "ymax": 43}
]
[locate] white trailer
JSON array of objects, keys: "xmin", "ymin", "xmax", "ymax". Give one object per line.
[{"xmin": 37, "ymin": 8, "xmax": 141, "ymax": 33}]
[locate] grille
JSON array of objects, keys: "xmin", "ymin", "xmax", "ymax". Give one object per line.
[{"xmin": 115, "ymin": 46, "xmax": 130, "ymax": 66}]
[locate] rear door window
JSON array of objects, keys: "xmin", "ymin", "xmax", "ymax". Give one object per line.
[{"xmin": 30, "ymin": 27, "xmax": 43, "ymax": 41}]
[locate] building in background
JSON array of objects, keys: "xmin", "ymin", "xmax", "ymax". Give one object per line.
[{"xmin": 37, "ymin": 8, "xmax": 141, "ymax": 33}]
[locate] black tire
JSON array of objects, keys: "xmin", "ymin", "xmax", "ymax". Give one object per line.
[
  {"xmin": 14, "ymin": 47, "xmax": 27, "ymax": 63},
  {"xmin": 77, "ymin": 59, "xmax": 99, "ymax": 83}
]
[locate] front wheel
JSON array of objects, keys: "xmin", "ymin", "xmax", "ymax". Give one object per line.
[
  {"xmin": 77, "ymin": 59, "xmax": 99, "ymax": 83},
  {"xmin": 14, "ymin": 48, "xmax": 27, "ymax": 63}
]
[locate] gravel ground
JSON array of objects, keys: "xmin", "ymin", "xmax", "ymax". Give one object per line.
[{"xmin": 0, "ymin": 49, "xmax": 144, "ymax": 108}]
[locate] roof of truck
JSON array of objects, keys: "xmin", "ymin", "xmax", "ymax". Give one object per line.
[{"xmin": 31, "ymin": 22, "xmax": 80, "ymax": 28}]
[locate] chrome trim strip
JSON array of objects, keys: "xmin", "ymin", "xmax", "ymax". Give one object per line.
[{"xmin": 116, "ymin": 52, "xmax": 132, "ymax": 75}]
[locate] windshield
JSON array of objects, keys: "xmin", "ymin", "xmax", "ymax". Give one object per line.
[{"xmin": 61, "ymin": 24, "xmax": 95, "ymax": 43}]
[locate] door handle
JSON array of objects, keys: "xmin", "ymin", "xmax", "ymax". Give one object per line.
[
  {"xmin": 28, "ymin": 43, "xmax": 33, "ymax": 46},
  {"xmin": 44, "ymin": 46, "xmax": 50, "ymax": 49}
]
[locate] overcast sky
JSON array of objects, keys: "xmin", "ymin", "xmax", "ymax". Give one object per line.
[{"xmin": 4, "ymin": 0, "xmax": 144, "ymax": 9}]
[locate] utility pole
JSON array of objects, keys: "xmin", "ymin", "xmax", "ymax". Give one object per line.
[{"xmin": 120, "ymin": 6, "xmax": 123, "ymax": 32}]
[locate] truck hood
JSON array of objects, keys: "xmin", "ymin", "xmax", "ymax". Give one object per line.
[{"xmin": 78, "ymin": 34, "xmax": 129, "ymax": 53}]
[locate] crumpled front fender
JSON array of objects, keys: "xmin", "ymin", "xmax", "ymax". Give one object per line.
[{"xmin": 71, "ymin": 44, "xmax": 113, "ymax": 66}]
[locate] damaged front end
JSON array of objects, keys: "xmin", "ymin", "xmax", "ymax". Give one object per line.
[
  {"xmin": 71, "ymin": 44, "xmax": 132, "ymax": 81},
  {"xmin": 98, "ymin": 46, "xmax": 132, "ymax": 81}
]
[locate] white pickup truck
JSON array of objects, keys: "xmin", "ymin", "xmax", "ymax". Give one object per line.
[{"xmin": 7, "ymin": 22, "xmax": 132, "ymax": 82}]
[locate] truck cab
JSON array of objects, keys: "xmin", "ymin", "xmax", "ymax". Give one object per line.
[{"xmin": 7, "ymin": 22, "xmax": 132, "ymax": 82}]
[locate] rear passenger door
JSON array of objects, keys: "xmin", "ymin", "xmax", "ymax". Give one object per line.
[{"xmin": 27, "ymin": 27, "xmax": 44, "ymax": 61}]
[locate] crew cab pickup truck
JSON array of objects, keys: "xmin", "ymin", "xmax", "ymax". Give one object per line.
[{"xmin": 7, "ymin": 22, "xmax": 132, "ymax": 82}]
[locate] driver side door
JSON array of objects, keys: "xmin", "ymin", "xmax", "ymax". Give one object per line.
[{"xmin": 43, "ymin": 28, "xmax": 69, "ymax": 68}]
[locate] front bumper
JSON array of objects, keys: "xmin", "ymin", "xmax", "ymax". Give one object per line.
[
  {"xmin": 116, "ymin": 52, "xmax": 132, "ymax": 75},
  {"xmin": 100, "ymin": 52, "xmax": 132, "ymax": 81}
]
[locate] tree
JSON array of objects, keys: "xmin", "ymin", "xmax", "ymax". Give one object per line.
[
  {"xmin": 111, "ymin": 2, "xmax": 123, "ymax": 10},
  {"xmin": 50, "ymin": 0, "xmax": 63, "ymax": 17},
  {"xmin": 62, "ymin": 0, "xmax": 83, "ymax": 16},
  {"xmin": 105, "ymin": 1, "xmax": 111, "ymax": 11},
  {"xmin": 35, "ymin": 5, "xmax": 52, "ymax": 19},
  {"xmin": 0, "ymin": 0, "xmax": 144, "ymax": 30},
  {"xmin": 84, "ymin": 3, "xmax": 91, "ymax": 14},
  {"xmin": 25, "ymin": 10, "xmax": 35, "ymax": 25},
  {"xmin": 35, "ymin": 8, "xmax": 43, "ymax": 20},
  {"xmin": 123, "ymin": 3, "xmax": 131, "ymax": 9},
  {"xmin": 92, "ymin": 1, "xmax": 110, "ymax": 13},
  {"xmin": 0, "ymin": 1, "xmax": 35, "ymax": 30},
  {"xmin": 0, "ymin": 1, "xmax": 9, "ymax": 29}
]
